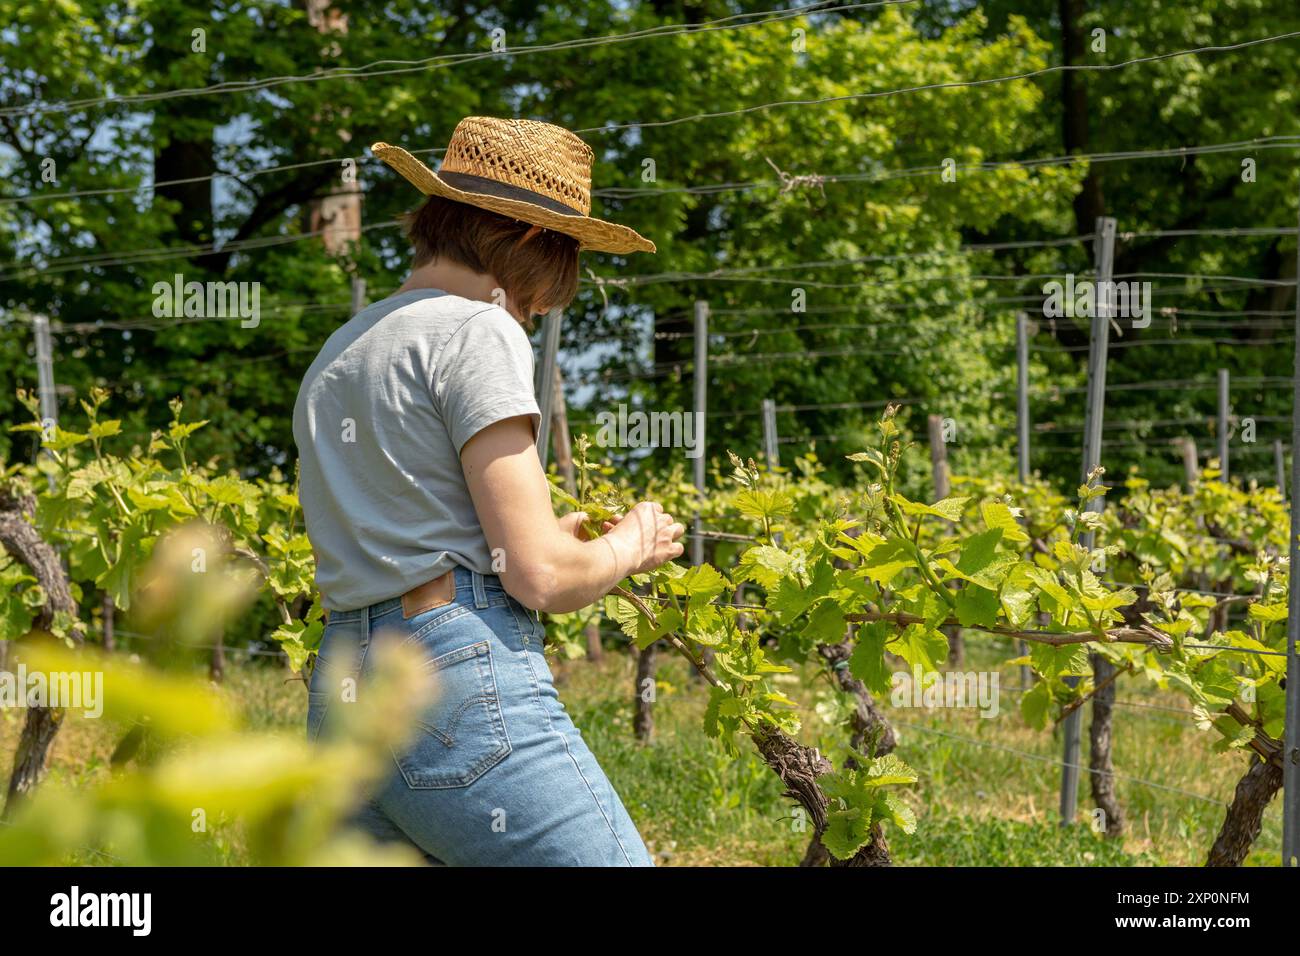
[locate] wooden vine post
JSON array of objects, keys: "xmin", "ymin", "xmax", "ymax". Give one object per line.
[{"xmin": 0, "ymin": 488, "xmax": 84, "ymax": 816}]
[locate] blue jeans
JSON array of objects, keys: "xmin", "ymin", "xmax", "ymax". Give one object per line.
[{"xmin": 307, "ymin": 566, "xmax": 653, "ymax": 866}]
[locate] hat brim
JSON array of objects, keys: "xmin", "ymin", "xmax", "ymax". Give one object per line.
[{"xmin": 372, "ymin": 143, "xmax": 656, "ymax": 255}]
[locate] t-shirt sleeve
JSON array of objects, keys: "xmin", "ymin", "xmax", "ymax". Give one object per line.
[{"xmin": 433, "ymin": 306, "xmax": 541, "ymax": 455}]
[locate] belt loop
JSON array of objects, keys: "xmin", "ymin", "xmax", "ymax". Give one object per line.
[{"xmin": 472, "ymin": 570, "xmax": 488, "ymax": 609}]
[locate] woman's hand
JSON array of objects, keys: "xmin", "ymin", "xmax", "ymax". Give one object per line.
[
  {"xmin": 602, "ymin": 501, "xmax": 686, "ymax": 575},
  {"xmin": 557, "ymin": 511, "xmax": 594, "ymax": 541},
  {"xmin": 462, "ymin": 416, "xmax": 686, "ymax": 612}
]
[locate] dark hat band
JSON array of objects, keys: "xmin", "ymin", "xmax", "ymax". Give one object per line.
[{"xmin": 438, "ymin": 171, "xmax": 583, "ymax": 217}]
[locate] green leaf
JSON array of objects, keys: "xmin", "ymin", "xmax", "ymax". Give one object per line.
[
  {"xmin": 889, "ymin": 494, "xmax": 969, "ymax": 522},
  {"xmin": 88, "ymin": 419, "xmax": 123, "ymax": 440},
  {"xmin": 703, "ymin": 686, "xmax": 723, "ymax": 739},
  {"xmin": 604, "ymin": 594, "xmax": 641, "ymax": 641},
  {"xmin": 734, "ymin": 487, "xmax": 794, "ymax": 522},
  {"xmin": 935, "ymin": 531, "xmax": 1017, "ymax": 589},
  {"xmin": 1020, "ymin": 681, "xmax": 1052, "ymax": 729},
  {"xmin": 849, "ymin": 622, "xmax": 892, "ymax": 696},
  {"xmin": 1024, "ymin": 565, "xmax": 1075, "ymax": 610},
  {"xmin": 0, "ymin": 598, "xmax": 35, "ymax": 641},
  {"xmin": 736, "ymin": 545, "xmax": 801, "ymax": 590},
  {"xmin": 126, "ymin": 488, "xmax": 173, "ymax": 512},
  {"xmin": 769, "ymin": 575, "xmax": 816, "ymax": 621},
  {"xmin": 204, "ymin": 475, "xmax": 255, "ymax": 508},
  {"xmin": 20, "ymin": 584, "xmax": 48, "ymax": 608},
  {"xmin": 670, "ymin": 563, "xmax": 727, "ymax": 609},
  {"xmin": 271, "ymin": 619, "xmax": 321, "ymax": 672},
  {"xmin": 821, "ymin": 807, "xmax": 874, "ymax": 860},
  {"xmin": 801, "ymin": 600, "xmax": 846, "ymax": 646},
  {"xmin": 859, "ymin": 538, "xmax": 915, "ymax": 586},
  {"xmin": 1247, "ymin": 602, "xmax": 1287, "ymax": 623},
  {"xmin": 863, "ymin": 753, "xmax": 919, "ymax": 787},
  {"xmin": 954, "ymin": 585, "xmax": 1000, "ymax": 627},
  {"xmin": 1222, "ymin": 630, "xmax": 1285, "ymax": 674},
  {"xmin": 1079, "ymin": 587, "xmax": 1134, "ymax": 614},
  {"xmin": 981, "ymin": 500, "xmax": 1029, "ymax": 544},
  {"xmin": 955, "ymin": 528, "xmax": 1003, "ymax": 577},
  {"xmin": 97, "ymin": 521, "xmax": 147, "ymax": 612},
  {"xmin": 999, "ymin": 581, "xmax": 1036, "ymax": 628},
  {"xmin": 846, "ymin": 448, "xmax": 886, "ymax": 475},
  {"xmin": 894, "ymin": 624, "xmax": 949, "ymax": 674},
  {"xmin": 168, "ymin": 420, "xmax": 209, "ymax": 441},
  {"xmin": 874, "ymin": 790, "xmax": 917, "ymax": 834},
  {"xmin": 43, "ymin": 427, "xmax": 90, "ymax": 452}
]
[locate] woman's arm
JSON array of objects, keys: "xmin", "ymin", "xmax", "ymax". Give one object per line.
[{"xmin": 461, "ymin": 415, "xmax": 686, "ymax": 613}]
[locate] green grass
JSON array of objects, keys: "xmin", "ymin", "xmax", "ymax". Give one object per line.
[
  {"xmin": 0, "ymin": 634, "xmax": 1282, "ymax": 866},
  {"xmin": 555, "ymin": 635, "xmax": 1281, "ymax": 866}
]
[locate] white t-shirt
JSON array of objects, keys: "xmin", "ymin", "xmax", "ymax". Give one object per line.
[{"xmin": 293, "ymin": 289, "xmax": 540, "ymax": 611}]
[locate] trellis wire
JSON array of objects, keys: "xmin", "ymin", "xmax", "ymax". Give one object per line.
[
  {"xmin": 2, "ymin": 1, "xmax": 908, "ymax": 119},
  {"xmin": 891, "ymin": 722, "xmax": 1227, "ymax": 807}
]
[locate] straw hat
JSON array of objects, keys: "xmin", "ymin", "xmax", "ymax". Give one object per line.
[{"xmin": 372, "ymin": 117, "xmax": 655, "ymax": 255}]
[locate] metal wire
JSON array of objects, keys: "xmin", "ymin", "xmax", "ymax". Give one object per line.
[{"xmin": 890, "ymin": 721, "xmax": 1228, "ymax": 806}]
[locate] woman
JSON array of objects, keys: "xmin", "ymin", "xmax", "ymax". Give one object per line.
[{"xmin": 293, "ymin": 117, "xmax": 683, "ymax": 866}]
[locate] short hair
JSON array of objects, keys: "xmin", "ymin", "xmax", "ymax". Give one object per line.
[{"xmin": 403, "ymin": 195, "xmax": 580, "ymax": 323}]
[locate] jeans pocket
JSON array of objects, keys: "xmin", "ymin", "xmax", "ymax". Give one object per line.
[{"xmin": 392, "ymin": 640, "xmax": 511, "ymax": 789}]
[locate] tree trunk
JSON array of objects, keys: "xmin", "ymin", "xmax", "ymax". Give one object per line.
[
  {"xmin": 1058, "ymin": 0, "xmax": 1104, "ymax": 233},
  {"xmin": 210, "ymin": 631, "xmax": 226, "ymax": 684},
  {"xmin": 101, "ymin": 592, "xmax": 115, "ymax": 652},
  {"xmin": 800, "ymin": 834, "xmax": 832, "ymax": 867},
  {"xmin": 633, "ymin": 642, "xmax": 657, "ymax": 742},
  {"xmin": 0, "ymin": 489, "xmax": 84, "ymax": 817},
  {"xmin": 818, "ymin": 640, "xmax": 896, "ymax": 757},
  {"xmin": 584, "ymin": 620, "xmax": 604, "ymax": 662},
  {"xmin": 1206, "ymin": 754, "xmax": 1283, "ymax": 867},
  {"xmin": 945, "ymin": 626, "xmax": 964, "ymax": 667},
  {"xmin": 4, "ymin": 708, "xmax": 66, "ymax": 818},
  {"xmin": 801, "ymin": 639, "xmax": 898, "ymax": 866},
  {"xmin": 1088, "ymin": 651, "xmax": 1124, "ymax": 837},
  {"xmin": 303, "ymin": 0, "xmax": 361, "ymax": 255},
  {"xmin": 148, "ymin": 7, "xmax": 215, "ymax": 258},
  {"xmin": 753, "ymin": 725, "xmax": 891, "ymax": 867},
  {"xmin": 1052, "ymin": 0, "xmax": 1102, "ymax": 351}
]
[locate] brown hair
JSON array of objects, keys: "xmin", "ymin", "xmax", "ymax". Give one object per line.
[{"xmin": 403, "ymin": 195, "xmax": 580, "ymax": 323}]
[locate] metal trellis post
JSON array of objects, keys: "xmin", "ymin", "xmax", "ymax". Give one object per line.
[
  {"xmin": 762, "ymin": 398, "xmax": 780, "ymax": 469},
  {"xmin": 928, "ymin": 414, "xmax": 950, "ymax": 499},
  {"xmin": 1218, "ymin": 367, "xmax": 1230, "ymax": 480},
  {"xmin": 1181, "ymin": 437, "xmax": 1200, "ymax": 487},
  {"xmin": 692, "ymin": 300, "xmax": 709, "ymax": 566},
  {"xmin": 1276, "ymin": 440, "xmax": 1287, "ymax": 498},
  {"xmin": 1016, "ymin": 310, "xmax": 1031, "ymax": 686},
  {"xmin": 350, "ymin": 275, "xmax": 367, "ymax": 315},
  {"xmin": 33, "ymin": 314, "xmax": 58, "ymax": 492},
  {"xmin": 1017, "ymin": 311, "xmax": 1030, "ymax": 483},
  {"xmin": 535, "ymin": 307, "xmax": 563, "ymax": 469},
  {"xmin": 1061, "ymin": 216, "xmax": 1116, "ymax": 827}
]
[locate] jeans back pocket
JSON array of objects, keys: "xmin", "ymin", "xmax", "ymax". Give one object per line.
[{"xmin": 392, "ymin": 640, "xmax": 511, "ymax": 789}]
